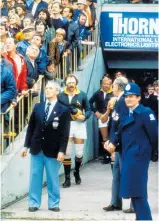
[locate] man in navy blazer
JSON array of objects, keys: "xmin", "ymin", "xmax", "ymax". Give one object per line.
[
  {"xmin": 21, "ymin": 81, "xmax": 70, "ymax": 212},
  {"xmin": 102, "ymin": 77, "xmax": 135, "ymax": 212}
]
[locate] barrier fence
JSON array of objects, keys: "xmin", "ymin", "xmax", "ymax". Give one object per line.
[{"xmin": 0, "ymin": 26, "xmax": 99, "ymax": 155}]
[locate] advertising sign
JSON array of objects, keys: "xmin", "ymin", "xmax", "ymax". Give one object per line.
[{"xmin": 100, "ymin": 11, "xmax": 159, "ymax": 51}]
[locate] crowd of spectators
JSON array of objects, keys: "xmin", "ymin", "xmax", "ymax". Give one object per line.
[
  {"xmin": 105, "ymin": 0, "xmax": 157, "ymax": 4},
  {"xmin": 0, "ymin": 0, "xmax": 97, "ymax": 113}
]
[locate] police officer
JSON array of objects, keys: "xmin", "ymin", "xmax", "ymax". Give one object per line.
[
  {"xmin": 59, "ymin": 74, "xmax": 91, "ymax": 188},
  {"xmin": 105, "ymin": 83, "xmax": 158, "ymax": 220}
]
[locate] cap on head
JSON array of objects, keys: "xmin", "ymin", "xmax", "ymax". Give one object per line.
[
  {"xmin": 77, "ymin": 0, "xmax": 87, "ymax": 5},
  {"xmin": 22, "ymin": 26, "xmax": 35, "ymax": 33},
  {"xmin": 124, "ymin": 83, "xmax": 141, "ymax": 96}
]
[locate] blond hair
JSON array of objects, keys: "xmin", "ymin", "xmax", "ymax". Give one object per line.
[
  {"xmin": 56, "ymin": 28, "xmax": 66, "ymax": 38},
  {"xmin": 9, "ymin": 14, "xmax": 21, "ymax": 26}
]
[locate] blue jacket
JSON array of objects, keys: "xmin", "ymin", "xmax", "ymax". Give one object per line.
[
  {"xmin": 78, "ymin": 23, "xmax": 91, "ymax": 40},
  {"xmin": 67, "ymin": 20, "xmax": 79, "ymax": 50},
  {"xmin": 17, "ymin": 41, "xmax": 49, "ymax": 74},
  {"xmin": 111, "ymin": 104, "xmax": 158, "ymax": 198},
  {"xmin": 26, "ymin": 0, "xmax": 48, "ymax": 18},
  {"xmin": 16, "ymin": 40, "xmax": 30, "ymax": 57},
  {"xmin": 1, "ymin": 8, "xmax": 8, "ymax": 16},
  {"xmin": 72, "ymin": 9, "xmax": 82, "ymax": 23},
  {"xmin": 25, "ymin": 56, "xmax": 39, "ymax": 89},
  {"xmin": 36, "ymin": 46, "xmax": 49, "ymax": 74},
  {"xmin": 0, "ymin": 60, "xmax": 16, "ymax": 113}
]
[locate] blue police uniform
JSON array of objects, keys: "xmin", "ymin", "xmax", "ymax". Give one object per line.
[{"xmin": 110, "ymin": 83, "xmax": 158, "ymax": 220}]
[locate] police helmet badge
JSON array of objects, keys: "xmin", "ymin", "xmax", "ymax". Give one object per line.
[
  {"xmin": 149, "ymin": 114, "xmax": 155, "ymax": 121},
  {"xmin": 125, "ymin": 84, "xmax": 131, "ymax": 91}
]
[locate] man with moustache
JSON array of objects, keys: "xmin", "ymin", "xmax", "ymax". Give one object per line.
[
  {"xmin": 59, "ymin": 74, "xmax": 91, "ymax": 188},
  {"xmin": 21, "ymin": 81, "xmax": 70, "ymax": 212},
  {"xmin": 51, "ymin": 1, "xmax": 68, "ymax": 33}
]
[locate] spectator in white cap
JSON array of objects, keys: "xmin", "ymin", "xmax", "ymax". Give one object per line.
[
  {"xmin": 72, "ymin": 0, "xmax": 90, "ymax": 27},
  {"xmin": 16, "ymin": 25, "xmax": 35, "ymax": 56}
]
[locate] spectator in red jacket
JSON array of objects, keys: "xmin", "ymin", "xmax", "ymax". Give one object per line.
[{"xmin": 4, "ymin": 37, "xmax": 28, "ymax": 95}]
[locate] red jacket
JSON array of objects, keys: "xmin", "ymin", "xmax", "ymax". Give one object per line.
[{"xmin": 5, "ymin": 52, "xmax": 28, "ymax": 91}]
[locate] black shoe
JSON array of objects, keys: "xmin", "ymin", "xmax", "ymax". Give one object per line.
[
  {"xmin": 101, "ymin": 156, "xmax": 111, "ymax": 164},
  {"xmin": 77, "ymin": 66, "xmax": 83, "ymax": 71},
  {"xmin": 28, "ymin": 207, "xmax": 38, "ymax": 212},
  {"xmin": 123, "ymin": 208, "xmax": 135, "ymax": 213},
  {"xmin": 62, "ymin": 178, "xmax": 71, "ymax": 188},
  {"xmin": 103, "ymin": 205, "xmax": 122, "ymax": 211},
  {"xmin": 49, "ymin": 207, "xmax": 60, "ymax": 212},
  {"xmin": 73, "ymin": 171, "xmax": 81, "ymax": 185}
]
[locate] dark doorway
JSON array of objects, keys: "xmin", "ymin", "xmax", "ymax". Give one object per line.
[{"xmin": 108, "ymin": 69, "xmax": 158, "ymax": 93}]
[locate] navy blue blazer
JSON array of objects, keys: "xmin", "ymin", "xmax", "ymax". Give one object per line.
[{"xmin": 24, "ymin": 101, "xmax": 70, "ymax": 158}]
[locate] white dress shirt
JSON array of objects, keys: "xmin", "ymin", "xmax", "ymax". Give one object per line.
[{"xmin": 32, "ymin": 2, "xmax": 38, "ymax": 16}]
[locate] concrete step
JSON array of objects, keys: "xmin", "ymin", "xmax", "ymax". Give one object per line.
[{"xmin": 1, "ymin": 161, "xmax": 158, "ymax": 220}]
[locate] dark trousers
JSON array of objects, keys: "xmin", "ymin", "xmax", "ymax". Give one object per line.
[{"xmin": 132, "ymin": 197, "xmax": 152, "ymax": 220}]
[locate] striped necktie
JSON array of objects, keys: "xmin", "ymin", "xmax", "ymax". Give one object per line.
[{"xmin": 44, "ymin": 102, "xmax": 51, "ymax": 125}]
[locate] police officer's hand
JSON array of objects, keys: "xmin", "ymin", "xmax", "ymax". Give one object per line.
[
  {"xmin": 104, "ymin": 142, "xmax": 116, "ymax": 154},
  {"xmin": 76, "ymin": 115, "xmax": 85, "ymax": 122},
  {"xmin": 20, "ymin": 148, "xmax": 28, "ymax": 158},
  {"xmin": 57, "ymin": 152, "xmax": 65, "ymax": 162}
]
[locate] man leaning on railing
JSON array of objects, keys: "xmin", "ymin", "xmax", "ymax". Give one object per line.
[
  {"xmin": 0, "ymin": 42, "xmax": 17, "ymax": 153},
  {"xmin": 0, "ymin": 42, "xmax": 16, "ymax": 114}
]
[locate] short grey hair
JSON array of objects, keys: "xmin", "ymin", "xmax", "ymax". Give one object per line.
[
  {"xmin": 113, "ymin": 77, "xmax": 128, "ymax": 91},
  {"xmin": 26, "ymin": 44, "xmax": 40, "ymax": 56},
  {"xmin": 46, "ymin": 81, "xmax": 61, "ymax": 93}
]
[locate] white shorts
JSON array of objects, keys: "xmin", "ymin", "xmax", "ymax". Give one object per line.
[
  {"xmin": 98, "ymin": 118, "xmax": 109, "ymax": 128},
  {"xmin": 69, "ymin": 121, "xmax": 87, "ymax": 139}
]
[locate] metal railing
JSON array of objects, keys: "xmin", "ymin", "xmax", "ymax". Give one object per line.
[
  {"xmin": 0, "ymin": 75, "xmax": 46, "ymax": 155},
  {"xmin": 0, "ymin": 26, "xmax": 98, "ymax": 155},
  {"xmin": 55, "ymin": 26, "xmax": 98, "ymax": 80}
]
